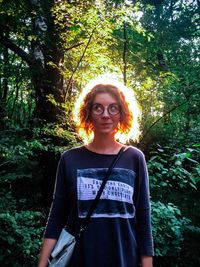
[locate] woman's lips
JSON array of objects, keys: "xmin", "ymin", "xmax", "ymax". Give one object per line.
[
  {"xmin": 101, "ymin": 123, "xmax": 112, "ymax": 127},
  {"xmin": 101, "ymin": 123, "xmax": 112, "ymax": 125}
]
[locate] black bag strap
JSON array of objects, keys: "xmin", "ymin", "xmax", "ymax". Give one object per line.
[{"xmin": 77, "ymin": 146, "xmax": 126, "ymax": 238}]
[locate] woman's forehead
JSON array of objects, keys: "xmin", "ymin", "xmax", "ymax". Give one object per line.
[{"xmin": 92, "ymin": 92, "xmax": 118, "ymax": 103}]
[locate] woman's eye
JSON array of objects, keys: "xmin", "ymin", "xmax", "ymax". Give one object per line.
[
  {"xmin": 93, "ymin": 104, "xmax": 103, "ymax": 113},
  {"xmin": 94, "ymin": 106, "xmax": 101, "ymax": 111},
  {"xmin": 110, "ymin": 105, "xmax": 118, "ymax": 111}
]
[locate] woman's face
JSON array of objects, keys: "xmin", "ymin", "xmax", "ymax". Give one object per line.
[{"xmin": 90, "ymin": 93, "xmax": 121, "ymax": 136}]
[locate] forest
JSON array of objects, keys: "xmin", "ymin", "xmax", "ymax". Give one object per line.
[{"xmin": 0, "ymin": 0, "xmax": 199, "ymax": 266}]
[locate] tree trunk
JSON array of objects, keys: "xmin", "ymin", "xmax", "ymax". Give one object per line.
[
  {"xmin": 31, "ymin": 50, "xmax": 64, "ymax": 123},
  {"xmin": 0, "ymin": 46, "xmax": 9, "ymax": 129},
  {"xmin": 29, "ymin": 0, "xmax": 65, "ymax": 123}
]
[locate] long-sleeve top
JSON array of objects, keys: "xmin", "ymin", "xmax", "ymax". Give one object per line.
[{"xmin": 44, "ymin": 145, "xmax": 154, "ymax": 267}]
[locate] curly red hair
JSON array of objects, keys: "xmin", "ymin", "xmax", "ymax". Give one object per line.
[
  {"xmin": 73, "ymin": 79, "xmax": 140, "ymax": 143},
  {"xmin": 79, "ymin": 84, "xmax": 132, "ymax": 136}
]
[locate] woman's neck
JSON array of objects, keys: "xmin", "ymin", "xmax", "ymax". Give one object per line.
[{"xmin": 86, "ymin": 134, "xmax": 123, "ymax": 154}]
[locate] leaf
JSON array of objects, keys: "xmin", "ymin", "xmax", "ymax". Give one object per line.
[{"xmin": 187, "ymin": 158, "xmax": 198, "ymax": 164}]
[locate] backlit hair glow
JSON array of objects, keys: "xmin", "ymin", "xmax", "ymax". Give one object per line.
[{"xmin": 73, "ymin": 76, "xmax": 141, "ymax": 144}]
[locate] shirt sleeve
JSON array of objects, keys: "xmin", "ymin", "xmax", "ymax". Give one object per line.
[
  {"xmin": 44, "ymin": 154, "xmax": 69, "ymax": 239},
  {"xmin": 134, "ymin": 152, "xmax": 154, "ymax": 256}
]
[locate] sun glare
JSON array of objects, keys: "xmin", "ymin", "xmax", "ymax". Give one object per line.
[{"xmin": 73, "ymin": 73, "xmax": 141, "ymax": 144}]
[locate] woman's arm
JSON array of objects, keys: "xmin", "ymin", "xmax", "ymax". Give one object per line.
[
  {"xmin": 38, "ymin": 154, "xmax": 69, "ymax": 266},
  {"xmin": 141, "ymin": 255, "xmax": 153, "ymax": 267},
  {"xmin": 38, "ymin": 238, "xmax": 57, "ymax": 267},
  {"xmin": 135, "ymin": 152, "xmax": 154, "ymax": 261}
]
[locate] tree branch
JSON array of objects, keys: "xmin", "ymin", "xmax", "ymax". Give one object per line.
[
  {"xmin": 0, "ymin": 34, "xmax": 35, "ymax": 67},
  {"xmin": 123, "ymin": 21, "xmax": 127, "ymax": 85},
  {"xmin": 65, "ymin": 42, "xmax": 84, "ymax": 52},
  {"xmin": 140, "ymin": 97, "xmax": 191, "ymax": 142},
  {"xmin": 64, "ymin": 28, "xmax": 96, "ymax": 101}
]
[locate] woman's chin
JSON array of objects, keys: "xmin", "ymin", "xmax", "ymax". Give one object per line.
[{"xmin": 95, "ymin": 129, "xmax": 116, "ymax": 135}]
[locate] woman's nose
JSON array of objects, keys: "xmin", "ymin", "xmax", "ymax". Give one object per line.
[{"xmin": 102, "ymin": 107, "xmax": 110, "ymax": 117}]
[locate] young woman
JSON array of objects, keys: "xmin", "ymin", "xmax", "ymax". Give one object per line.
[{"xmin": 38, "ymin": 79, "xmax": 154, "ymax": 267}]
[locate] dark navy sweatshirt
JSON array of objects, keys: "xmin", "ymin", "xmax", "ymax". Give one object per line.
[{"xmin": 44, "ymin": 146, "xmax": 154, "ymax": 267}]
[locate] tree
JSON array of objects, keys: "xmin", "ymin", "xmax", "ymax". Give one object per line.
[{"xmin": 0, "ymin": 0, "xmax": 65, "ymax": 123}]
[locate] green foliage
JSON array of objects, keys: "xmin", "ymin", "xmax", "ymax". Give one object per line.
[
  {"xmin": 0, "ymin": 117, "xmax": 79, "ymax": 265},
  {"xmin": 152, "ymin": 201, "xmax": 190, "ymax": 257},
  {"xmin": 0, "ymin": 0, "xmax": 199, "ymax": 266},
  {"xmin": 0, "ymin": 127, "xmax": 47, "ymax": 265},
  {"xmin": 40, "ymin": 122, "xmax": 79, "ymax": 153},
  {"xmin": 152, "ymin": 201, "xmax": 200, "ymax": 267},
  {"xmin": 148, "ymin": 144, "xmax": 200, "ymax": 266},
  {"xmin": 148, "ymin": 144, "xmax": 200, "ymax": 198},
  {"xmin": 0, "ymin": 209, "xmax": 44, "ymax": 266}
]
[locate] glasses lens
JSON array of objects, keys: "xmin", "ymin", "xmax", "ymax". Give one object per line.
[
  {"xmin": 91, "ymin": 103, "xmax": 120, "ymax": 115},
  {"xmin": 108, "ymin": 104, "xmax": 120, "ymax": 115},
  {"xmin": 92, "ymin": 104, "xmax": 104, "ymax": 115}
]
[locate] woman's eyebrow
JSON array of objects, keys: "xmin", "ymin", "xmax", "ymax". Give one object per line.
[{"xmin": 92, "ymin": 102, "xmax": 118, "ymax": 105}]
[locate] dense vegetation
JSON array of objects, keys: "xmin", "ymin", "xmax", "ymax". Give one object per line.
[{"xmin": 0, "ymin": 0, "xmax": 199, "ymax": 266}]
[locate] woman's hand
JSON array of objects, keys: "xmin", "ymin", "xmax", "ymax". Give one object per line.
[
  {"xmin": 38, "ymin": 238, "xmax": 57, "ymax": 267},
  {"xmin": 140, "ymin": 255, "xmax": 153, "ymax": 267}
]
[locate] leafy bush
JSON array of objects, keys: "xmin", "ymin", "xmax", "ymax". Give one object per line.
[
  {"xmin": 0, "ymin": 123, "xmax": 78, "ymax": 266},
  {"xmin": 152, "ymin": 201, "xmax": 190, "ymax": 257},
  {"xmin": 0, "ymin": 210, "xmax": 44, "ymax": 266},
  {"xmin": 151, "ymin": 201, "xmax": 200, "ymax": 267},
  {"xmin": 148, "ymin": 144, "xmax": 199, "ymax": 201},
  {"xmin": 148, "ymin": 144, "xmax": 200, "ymax": 267},
  {"xmin": 0, "ymin": 129, "xmax": 46, "ymax": 266}
]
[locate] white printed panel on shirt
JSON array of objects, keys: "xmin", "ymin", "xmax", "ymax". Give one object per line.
[
  {"xmin": 77, "ymin": 168, "xmax": 136, "ymax": 219},
  {"xmin": 78, "ymin": 177, "xmax": 133, "ymax": 204}
]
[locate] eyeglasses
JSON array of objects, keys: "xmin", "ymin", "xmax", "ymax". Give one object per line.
[{"xmin": 91, "ymin": 103, "xmax": 121, "ymax": 116}]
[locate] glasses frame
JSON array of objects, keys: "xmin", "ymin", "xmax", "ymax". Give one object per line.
[{"xmin": 91, "ymin": 103, "xmax": 121, "ymax": 116}]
